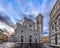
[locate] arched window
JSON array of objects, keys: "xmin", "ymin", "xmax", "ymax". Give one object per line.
[
  {"xmin": 37, "ymin": 21, "xmax": 39, "ymax": 25},
  {"xmin": 21, "ymin": 30, "xmax": 23, "ymax": 33},
  {"xmin": 29, "ymin": 24, "xmax": 32, "ymax": 30}
]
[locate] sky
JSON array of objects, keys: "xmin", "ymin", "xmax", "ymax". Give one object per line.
[{"xmin": 0, "ymin": 0, "xmax": 57, "ymax": 36}]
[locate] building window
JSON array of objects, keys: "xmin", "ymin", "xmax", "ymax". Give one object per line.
[
  {"xmin": 51, "ymin": 25, "xmax": 54, "ymax": 30},
  {"xmin": 29, "ymin": 35, "xmax": 32, "ymax": 38},
  {"xmin": 29, "ymin": 25, "xmax": 32, "ymax": 28},
  {"xmin": 29, "ymin": 24, "xmax": 32, "ymax": 29},
  {"xmin": 52, "ymin": 25, "xmax": 53, "ymax": 29},
  {"xmin": 54, "ymin": 21, "xmax": 57, "ymax": 31},
  {"xmin": 21, "ymin": 36, "xmax": 23, "ymax": 38},
  {"xmin": 21, "ymin": 30, "xmax": 23, "ymax": 33},
  {"xmin": 37, "ymin": 21, "xmax": 39, "ymax": 25},
  {"xmin": 29, "ymin": 39, "xmax": 32, "ymax": 42},
  {"xmin": 21, "ymin": 39, "xmax": 23, "ymax": 42}
]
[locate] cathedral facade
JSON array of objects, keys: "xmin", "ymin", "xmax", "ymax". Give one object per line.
[{"xmin": 14, "ymin": 13, "xmax": 43, "ymax": 43}]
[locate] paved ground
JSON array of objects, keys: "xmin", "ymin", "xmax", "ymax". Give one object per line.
[
  {"xmin": 0, "ymin": 42, "xmax": 15, "ymax": 48},
  {"xmin": 0, "ymin": 42, "xmax": 52, "ymax": 48},
  {"xmin": 43, "ymin": 43, "xmax": 53, "ymax": 48}
]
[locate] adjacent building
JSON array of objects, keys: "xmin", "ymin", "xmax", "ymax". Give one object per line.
[
  {"xmin": 8, "ymin": 35, "xmax": 14, "ymax": 42},
  {"xmin": 0, "ymin": 13, "xmax": 15, "ymax": 42},
  {"xmin": 0, "ymin": 29, "xmax": 3, "ymax": 42},
  {"xmin": 49, "ymin": 0, "xmax": 60, "ymax": 46},
  {"xmin": 14, "ymin": 13, "xmax": 43, "ymax": 43}
]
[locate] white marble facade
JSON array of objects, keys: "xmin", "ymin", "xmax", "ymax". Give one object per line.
[
  {"xmin": 49, "ymin": 0, "xmax": 60, "ymax": 46},
  {"xmin": 14, "ymin": 14, "xmax": 43, "ymax": 43}
]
